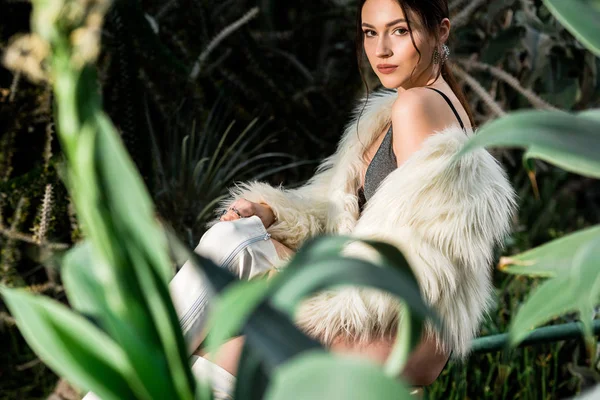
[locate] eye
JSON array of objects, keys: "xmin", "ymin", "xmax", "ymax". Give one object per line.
[
  {"xmin": 363, "ymin": 30, "xmax": 376, "ymax": 38},
  {"xmin": 393, "ymin": 28, "xmax": 409, "ymax": 36}
]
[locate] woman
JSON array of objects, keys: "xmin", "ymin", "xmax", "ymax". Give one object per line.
[{"xmin": 170, "ymin": 0, "xmax": 517, "ymax": 396}]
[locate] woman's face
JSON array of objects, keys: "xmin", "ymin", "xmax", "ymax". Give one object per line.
[{"xmin": 361, "ymin": 0, "xmax": 436, "ymax": 91}]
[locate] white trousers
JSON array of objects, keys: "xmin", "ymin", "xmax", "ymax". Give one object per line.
[{"xmin": 84, "ymin": 216, "xmax": 281, "ymax": 400}]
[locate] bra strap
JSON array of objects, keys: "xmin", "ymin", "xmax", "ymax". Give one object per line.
[{"xmin": 425, "ymin": 87, "xmax": 465, "ymax": 130}]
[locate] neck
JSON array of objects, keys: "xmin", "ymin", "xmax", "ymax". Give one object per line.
[{"xmin": 395, "ymin": 65, "xmax": 444, "ymax": 94}]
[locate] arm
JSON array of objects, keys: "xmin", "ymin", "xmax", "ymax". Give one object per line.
[{"xmin": 211, "ymin": 156, "xmax": 336, "ymax": 250}]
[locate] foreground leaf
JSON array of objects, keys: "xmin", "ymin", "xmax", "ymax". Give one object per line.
[
  {"xmin": 270, "ymin": 257, "xmax": 435, "ymax": 326},
  {"xmin": 456, "ymin": 110, "xmax": 600, "ymax": 178},
  {"xmin": 543, "ymin": 0, "xmax": 600, "ymax": 57},
  {"xmin": 234, "ymin": 342, "xmax": 270, "ymax": 400},
  {"xmin": 500, "ymin": 226, "xmax": 600, "ymax": 277},
  {"xmin": 0, "ymin": 287, "xmax": 145, "ymax": 400},
  {"xmin": 509, "ymin": 236, "xmax": 600, "ymax": 359},
  {"xmin": 204, "ymin": 278, "xmax": 271, "ymax": 354},
  {"xmin": 264, "ymin": 351, "xmax": 414, "ymax": 399},
  {"xmin": 61, "ymin": 242, "xmax": 108, "ymax": 319}
]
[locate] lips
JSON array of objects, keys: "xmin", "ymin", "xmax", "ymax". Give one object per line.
[{"xmin": 377, "ymin": 65, "xmax": 398, "ymax": 74}]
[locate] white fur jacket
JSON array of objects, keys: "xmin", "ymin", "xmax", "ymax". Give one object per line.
[{"xmin": 216, "ymin": 89, "xmax": 517, "ymax": 359}]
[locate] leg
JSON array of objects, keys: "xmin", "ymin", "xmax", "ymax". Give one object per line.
[
  {"xmin": 196, "ymin": 238, "xmax": 294, "ymax": 376},
  {"xmin": 330, "ymin": 333, "xmax": 449, "ymax": 386},
  {"xmin": 170, "ymin": 216, "xmax": 282, "ymax": 353},
  {"xmin": 270, "ymin": 238, "xmax": 295, "ymax": 259}
]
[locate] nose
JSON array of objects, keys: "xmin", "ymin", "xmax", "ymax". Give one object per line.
[{"xmin": 375, "ymin": 36, "xmax": 392, "ymax": 58}]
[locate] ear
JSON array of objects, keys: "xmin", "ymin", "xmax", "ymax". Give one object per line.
[{"xmin": 439, "ymin": 17, "xmax": 451, "ymax": 44}]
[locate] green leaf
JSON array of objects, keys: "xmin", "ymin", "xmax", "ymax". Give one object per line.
[
  {"xmin": 204, "ymin": 278, "xmax": 271, "ymax": 354},
  {"xmin": 243, "ymin": 302, "xmax": 322, "ymax": 373},
  {"xmin": 273, "ymin": 236, "xmax": 433, "ymax": 323},
  {"xmin": 384, "ymin": 304, "xmax": 414, "ymax": 378},
  {"xmin": 0, "ymin": 287, "xmax": 146, "ymax": 400},
  {"xmin": 270, "ymin": 256, "xmax": 436, "ymax": 326},
  {"xmin": 94, "ymin": 113, "xmax": 172, "ymax": 285},
  {"xmin": 543, "ymin": 0, "xmax": 600, "ymax": 57},
  {"xmin": 456, "ymin": 110, "xmax": 600, "ymax": 178},
  {"xmin": 501, "ymin": 226, "xmax": 600, "ymax": 277},
  {"xmin": 94, "ymin": 115, "xmax": 196, "ymax": 400},
  {"xmin": 61, "ymin": 242, "xmax": 108, "ymax": 318},
  {"xmin": 509, "ymin": 236, "xmax": 600, "ymax": 359},
  {"xmin": 234, "ymin": 343, "xmax": 270, "ymax": 400},
  {"xmin": 264, "ymin": 351, "xmax": 414, "ymax": 399},
  {"xmin": 62, "ymin": 221, "xmax": 194, "ymax": 400},
  {"xmin": 125, "ymin": 242, "xmax": 197, "ymax": 400}
]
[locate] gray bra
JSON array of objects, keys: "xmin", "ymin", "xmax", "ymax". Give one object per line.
[{"xmin": 357, "ymin": 87, "xmax": 465, "ymax": 212}]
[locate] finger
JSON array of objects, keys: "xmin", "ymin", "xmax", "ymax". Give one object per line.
[
  {"xmin": 220, "ymin": 211, "xmax": 240, "ymax": 221},
  {"xmin": 232, "ymin": 204, "xmax": 252, "ymax": 218}
]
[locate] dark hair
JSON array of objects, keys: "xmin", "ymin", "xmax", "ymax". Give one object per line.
[{"xmin": 355, "ymin": 0, "xmax": 475, "ymax": 131}]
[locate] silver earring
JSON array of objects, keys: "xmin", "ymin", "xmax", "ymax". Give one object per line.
[
  {"xmin": 441, "ymin": 44, "xmax": 450, "ymax": 64},
  {"xmin": 433, "ymin": 44, "xmax": 450, "ymax": 65}
]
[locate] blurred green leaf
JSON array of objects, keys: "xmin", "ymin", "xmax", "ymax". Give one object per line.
[
  {"xmin": 270, "ymin": 241, "xmax": 437, "ymax": 327},
  {"xmin": 543, "ymin": 0, "xmax": 600, "ymax": 57},
  {"xmin": 384, "ymin": 305, "xmax": 415, "ymax": 378},
  {"xmin": 0, "ymin": 287, "xmax": 146, "ymax": 400},
  {"xmin": 509, "ymin": 236, "xmax": 600, "ymax": 359},
  {"xmin": 456, "ymin": 110, "xmax": 600, "ymax": 178},
  {"xmin": 264, "ymin": 351, "xmax": 414, "ymax": 399},
  {"xmin": 66, "ymin": 110, "xmax": 197, "ymax": 400},
  {"xmin": 94, "ymin": 113, "xmax": 172, "ymax": 285},
  {"xmin": 501, "ymin": 225, "xmax": 600, "ymax": 277},
  {"xmin": 205, "ymin": 278, "xmax": 271, "ymax": 354},
  {"xmin": 234, "ymin": 343, "xmax": 270, "ymax": 400},
  {"xmin": 61, "ymin": 241, "xmax": 194, "ymax": 399},
  {"xmin": 242, "ymin": 301, "xmax": 323, "ymax": 373},
  {"xmin": 61, "ymin": 242, "xmax": 108, "ymax": 319}
]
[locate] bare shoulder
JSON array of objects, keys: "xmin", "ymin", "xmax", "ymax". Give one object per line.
[
  {"xmin": 390, "ymin": 88, "xmax": 444, "ymax": 165},
  {"xmin": 391, "ymin": 87, "xmax": 434, "ymax": 117},
  {"xmin": 391, "ymin": 87, "xmax": 452, "ymax": 124}
]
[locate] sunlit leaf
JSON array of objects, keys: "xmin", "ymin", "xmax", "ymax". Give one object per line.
[
  {"xmin": 500, "ymin": 225, "xmax": 600, "ymax": 277},
  {"xmin": 456, "ymin": 110, "xmax": 600, "ymax": 178},
  {"xmin": 0, "ymin": 288, "xmax": 146, "ymax": 400},
  {"xmin": 264, "ymin": 351, "xmax": 414, "ymax": 399},
  {"xmin": 543, "ymin": 0, "xmax": 600, "ymax": 57},
  {"xmin": 509, "ymin": 236, "xmax": 600, "ymax": 360},
  {"xmin": 270, "ymin": 255, "xmax": 436, "ymax": 326},
  {"xmin": 204, "ymin": 278, "xmax": 271, "ymax": 354},
  {"xmin": 94, "ymin": 113, "xmax": 172, "ymax": 285},
  {"xmin": 61, "ymin": 242, "xmax": 108, "ymax": 318},
  {"xmin": 234, "ymin": 341, "xmax": 271, "ymax": 400}
]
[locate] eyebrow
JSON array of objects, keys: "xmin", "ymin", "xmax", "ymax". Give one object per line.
[{"xmin": 361, "ymin": 19, "xmax": 407, "ymax": 29}]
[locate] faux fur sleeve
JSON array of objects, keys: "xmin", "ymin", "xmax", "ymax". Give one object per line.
[{"xmin": 210, "ymin": 156, "xmax": 336, "ymax": 250}]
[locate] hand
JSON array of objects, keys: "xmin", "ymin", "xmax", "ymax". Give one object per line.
[{"xmin": 220, "ymin": 198, "xmax": 277, "ymax": 228}]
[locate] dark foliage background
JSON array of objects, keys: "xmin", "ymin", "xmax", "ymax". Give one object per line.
[{"xmin": 1, "ymin": 0, "xmax": 599, "ymax": 398}]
